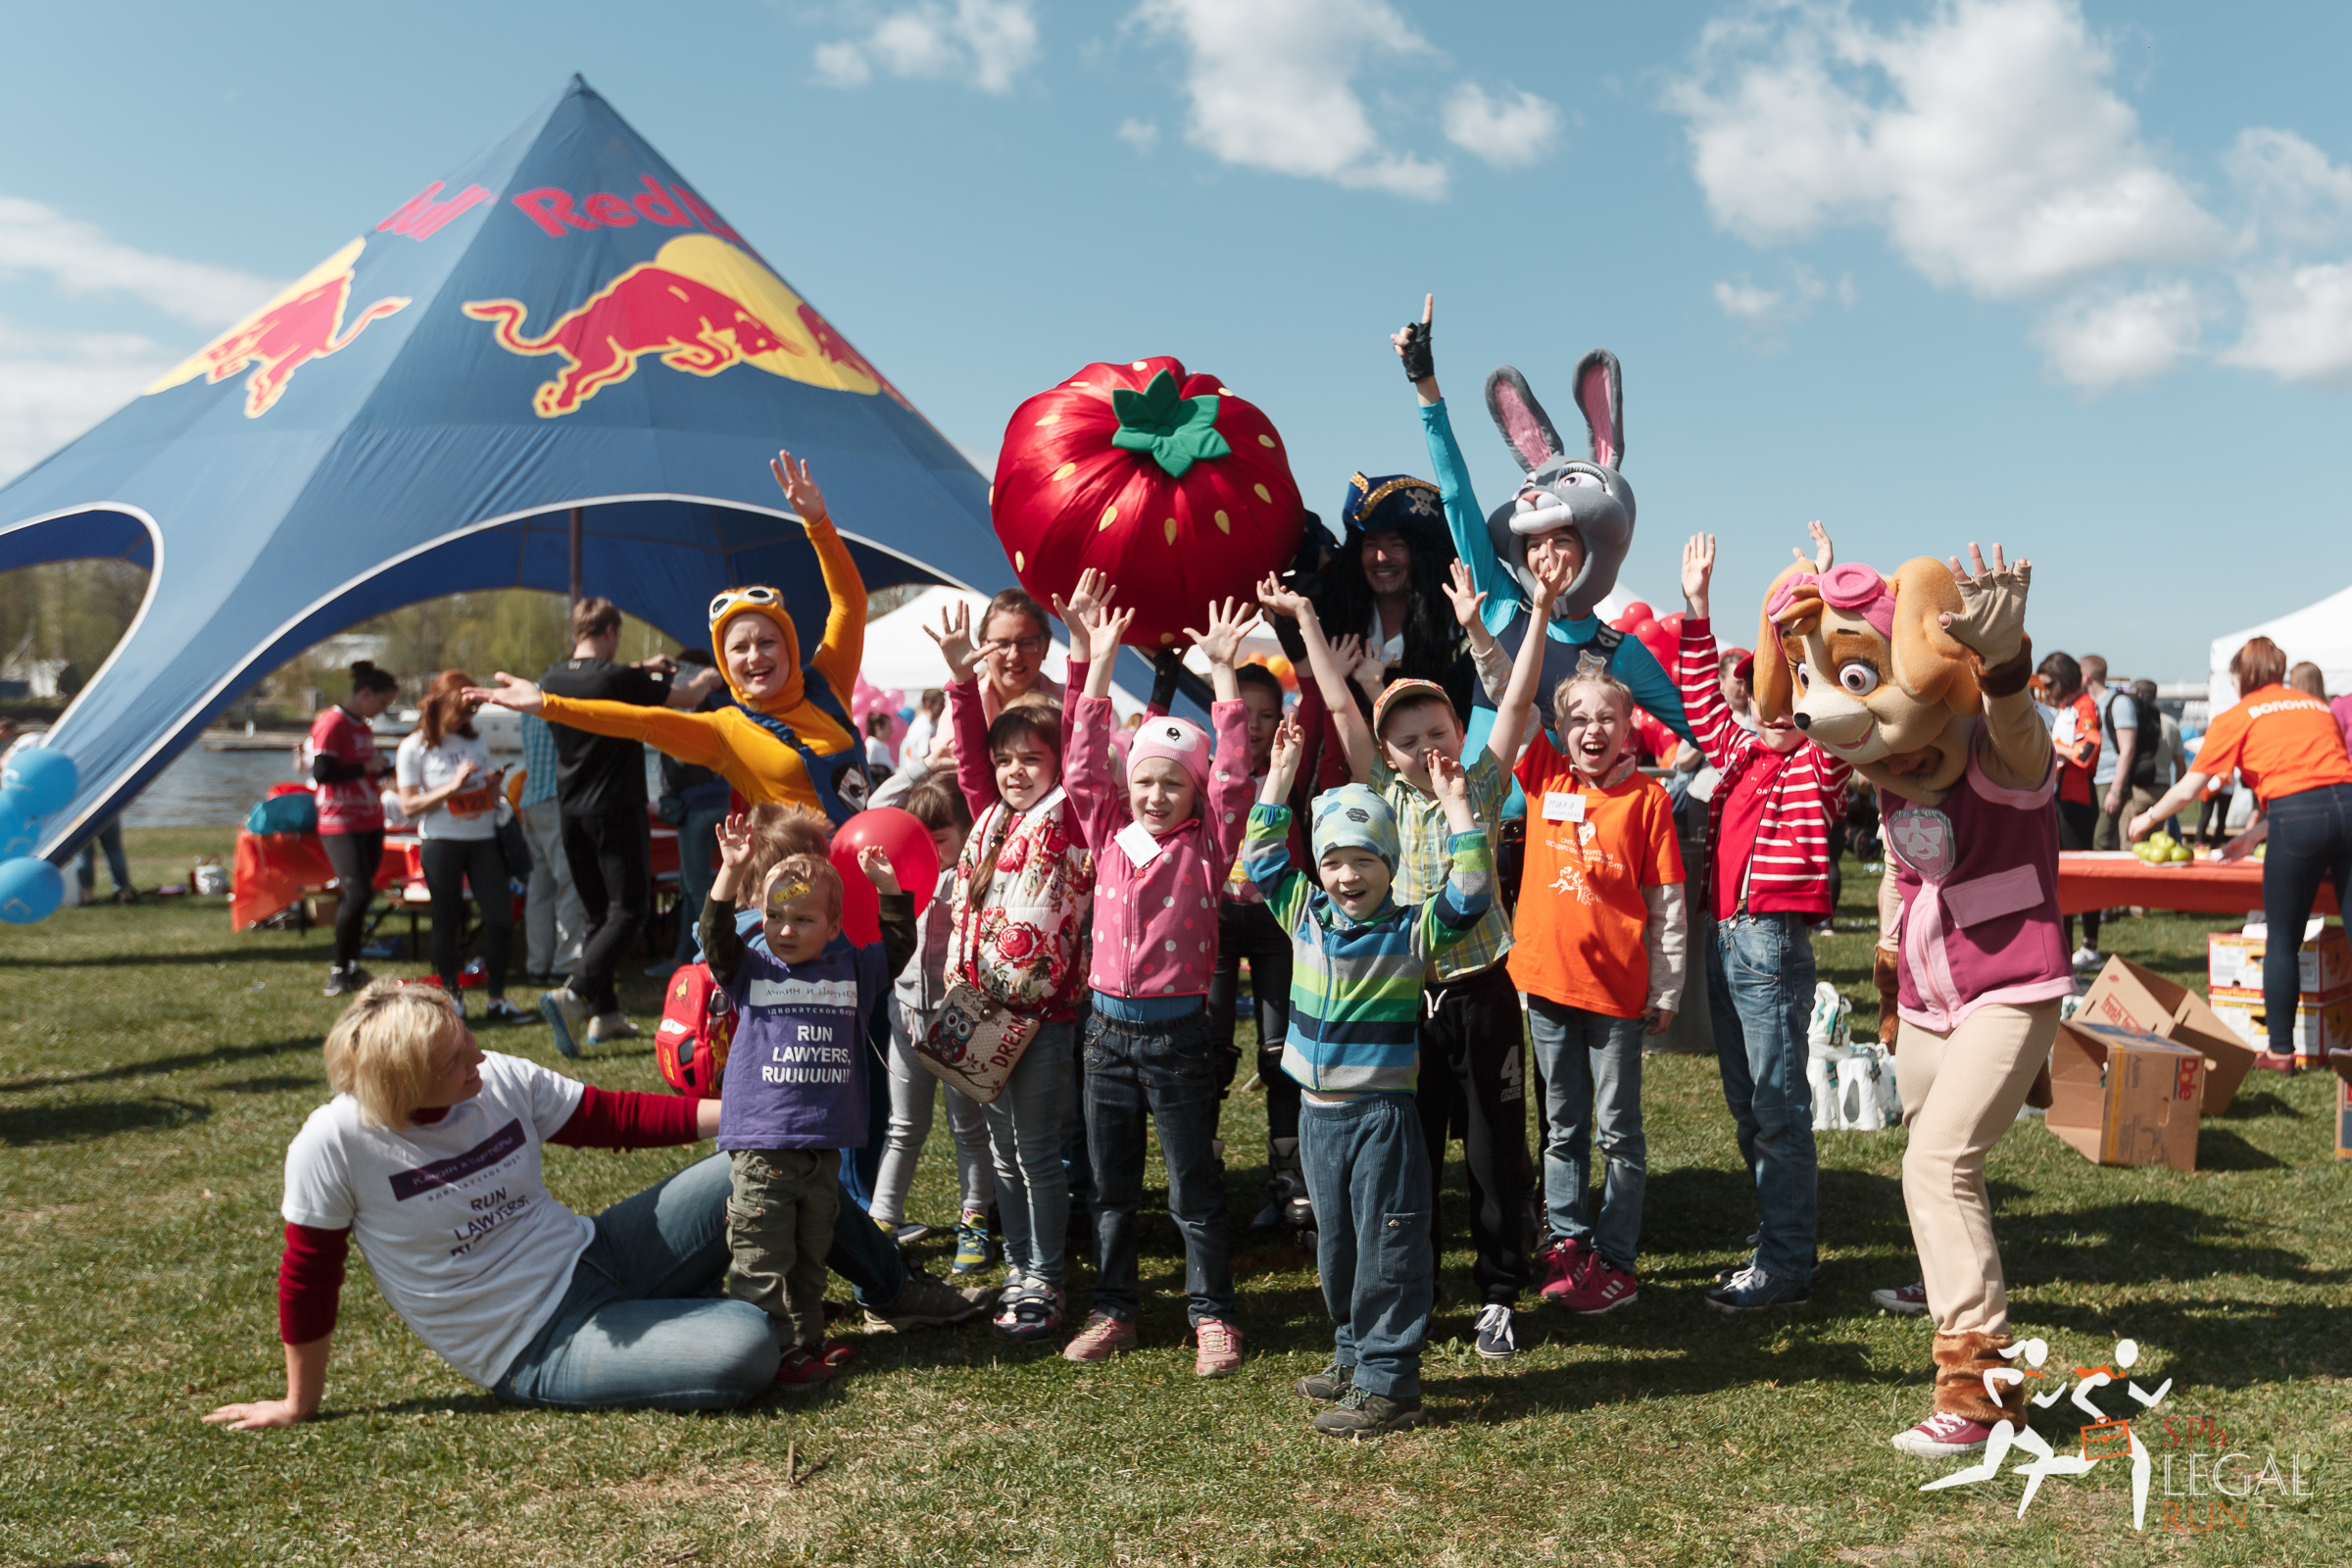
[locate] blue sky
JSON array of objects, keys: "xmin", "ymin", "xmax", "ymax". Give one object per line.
[{"xmin": 3, "ymin": 0, "xmax": 2348, "ymax": 680}]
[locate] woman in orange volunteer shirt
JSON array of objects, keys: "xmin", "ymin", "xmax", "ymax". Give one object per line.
[
  {"xmin": 468, "ymin": 451, "xmax": 871, "ymax": 824},
  {"xmin": 2131, "ymin": 635, "xmax": 2352, "ymax": 1061}
]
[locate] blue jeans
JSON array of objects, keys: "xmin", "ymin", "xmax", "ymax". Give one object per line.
[
  {"xmin": 1526, "ymin": 997, "xmax": 1646, "ymax": 1273},
  {"xmin": 837, "ymin": 1003, "xmax": 893, "ymax": 1213},
  {"xmin": 985, "ymin": 1019, "xmax": 1074, "ymax": 1285},
  {"xmin": 494, "ymin": 1152, "xmax": 777, "ymax": 1410},
  {"xmin": 1083, "ymin": 1006, "xmax": 1236, "ymax": 1324},
  {"xmin": 1706, "ymin": 912, "xmax": 1820, "ymax": 1279},
  {"xmin": 2263, "ymin": 783, "xmax": 2352, "ymax": 1058},
  {"xmin": 827, "ymin": 1172, "xmax": 905, "ymax": 1307},
  {"xmin": 76, "ymin": 819, "xmax": 130, "ymax": 895},
  {"xmin": 1298, "ymin": 1092, "xmax": 1432, "ymax": 1401}
]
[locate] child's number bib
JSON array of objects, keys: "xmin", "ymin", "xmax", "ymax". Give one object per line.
[{"xmin": 1542, "ymin": 791, "xmax": 1587, "ymax": 824}]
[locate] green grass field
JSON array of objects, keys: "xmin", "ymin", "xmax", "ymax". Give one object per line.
[{"xmin": 2, "ymin": 828, "xmax": 2344, "ymax": 1566}]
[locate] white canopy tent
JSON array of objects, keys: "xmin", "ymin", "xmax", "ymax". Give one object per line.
[
  {"xmin": 860, "ymin": 585, "xmax": 1144, "ymax": 718},
  {"xmin": 2207, "ymin": 583, "xmax": 2352, "ymax": 712}
]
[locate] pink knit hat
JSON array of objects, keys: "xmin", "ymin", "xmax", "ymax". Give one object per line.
[{"xmin": 1127, "ymin": 713, "xmax": 1213, "ymax": 798}]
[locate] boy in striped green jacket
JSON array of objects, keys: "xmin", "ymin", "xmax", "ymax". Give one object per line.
[{"xmin": 1241, "ymin": 717, "xmax": 1492, "ymax": 1438}]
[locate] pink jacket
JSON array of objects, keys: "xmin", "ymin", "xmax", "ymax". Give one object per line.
[{"xmin": 1067, "ymin": 694, "xmax": 1251, "ymax": 1000}]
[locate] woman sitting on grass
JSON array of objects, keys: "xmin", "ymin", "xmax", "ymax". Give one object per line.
[{"xmin": 205, "ymin": 981, "xmax": 778, "ymax": 1425}]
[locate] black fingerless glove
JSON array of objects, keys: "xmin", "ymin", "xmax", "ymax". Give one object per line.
[{"xmin": 1398, "ymin": 319, "xmax": 1434, "ymax": 381}]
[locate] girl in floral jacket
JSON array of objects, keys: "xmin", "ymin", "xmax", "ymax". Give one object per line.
[{"xmin": 929, "ymin": 601, "xmax": 1097, "ymax": 1343}]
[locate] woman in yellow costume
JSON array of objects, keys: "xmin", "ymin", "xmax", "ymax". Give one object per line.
[{"xmin": 471, "ymin": 450, "xmax": 872, "ymax": 822}]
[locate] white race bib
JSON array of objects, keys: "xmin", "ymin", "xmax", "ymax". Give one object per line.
[
  {"xmin": 1542, "ymin": 791, "xmax": 1587, "ymax": 823},
  {"xmin": 1114, "ymin": 820, "xmax": 1166, "ymax": 869}
]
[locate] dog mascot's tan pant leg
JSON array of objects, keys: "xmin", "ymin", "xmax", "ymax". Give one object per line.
[{"xmin": 1893, "ymin": 1000, "xmax": 2059, "ymax": 1423}]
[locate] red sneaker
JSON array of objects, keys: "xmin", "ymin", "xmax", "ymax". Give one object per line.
[
  {"xmin": 818, "ymin": 1337, "xmax": 858, "ymax": 1370},
  {"xmin": 1193, "ymin": 1317, "xmax": 1244, "ymax": 1378},
  {"xmin": 1870, "ymin": 1281, "xmax": 1930, "ymax": 1316},
  {"xmin": 773, "ymin": 1345, "xmax": 833, "ymax": 1390},
  {"xmin": 1555, "ymin": 1253, "xmax": 1639, "ymax": 1315},
  {"xmin": 1536, "ymin": 1236, "xmax": 1590, "ymax": 1302},
  {"xmin": 1889, "ymin": 1410, "xmax": 1995, "ymax": 1457}
]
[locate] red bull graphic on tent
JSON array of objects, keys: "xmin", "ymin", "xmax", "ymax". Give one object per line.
[
  {"xmin": 461, "ymin": 233, "xmax": 894, "ymax": 416},
  {"xmin": 0, "ymin": 74, "xmax": 1060, "ymax": 887},
  {"xmin": 144, "ymin": 239, "xmax": 410, "ymax": 416}
]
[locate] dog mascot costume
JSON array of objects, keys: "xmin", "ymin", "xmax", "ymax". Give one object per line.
[{"xmin": 1753, "ymin": 544, "xmax": 2069, "ymax": 1459}]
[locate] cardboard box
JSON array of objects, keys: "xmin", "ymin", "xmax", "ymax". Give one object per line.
[
  {"xmin": 2077, "ymin": 956, "xmax": 2259, "ymax": 1116},
  {"xmin": 2207, "ymin": 986, "xmax": 2352, "ymax": 1065},
  {"xmin": 2334, "ymin": 1051, "xmax": 2352, "ymax": 1162},
  {"xmin": 2207, "ymin": 925, "xmax": 2352, "ymax": 996},
  {"xmin": 2045, "ymin": 1020, "xmax": 2204, "ymax": 1171}
]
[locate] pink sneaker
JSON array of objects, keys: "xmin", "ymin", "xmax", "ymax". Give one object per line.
[
  {"xmin": 1890, "ymin": 1410, "xmax": 1995, "ymax": 1457},
  {"xmin": 1555, "ymin": 1254, "xmax": 1639, "ymax": 1315},
  {"xmin": 1870, "ymin": 1281, "xmax": 1930, "ymax": 1316},
  {"xmin": 1536, "ymin": 1236, "xmax": 1590, "ymax": 1302},
  {"xmin": 1193, "ymin": 1317, "xmax": 1244, "ymax": 1377},
  {"xmin": 1061, "ymin": 1310, "xmax": 1136, "ymax": 1363}
]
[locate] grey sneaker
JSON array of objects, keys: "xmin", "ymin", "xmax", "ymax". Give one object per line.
[
  {"xmin": 862, "ymin": 1264, "xmax": 994, "ymax": 1332},
  {"xmin": 538, "ymin": 986, "xmax": 589, "ymax": 1057},
  {"xmin": 1705, "ymin": 1264, "xmax": 1811, "ymax": 1314},
  {"xmin": 1297, "ymin": 1361, "xmax": 1354, "ymax": 1403},
  {"xmin": 1312, "ymin": 1382, "xmax": 1426, "ymax": 1439},
  {"xmin": 1474, "ymin": 1302, "xmax": 1520, "ymax": 1359}
]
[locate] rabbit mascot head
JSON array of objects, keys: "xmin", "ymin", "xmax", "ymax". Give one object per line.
[{"xmin": 1482, "ymin": 351, "xmax": 1634, "ymax": 621}]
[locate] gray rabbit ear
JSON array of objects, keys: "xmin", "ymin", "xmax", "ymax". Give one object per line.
[
  {"xmin": 1573, "ymin": 350, "xmax": 1624, "ymax": 469},
  {"xmin": 1484, "ymin": 368, "xmax": 1566, "ymax": 474}
]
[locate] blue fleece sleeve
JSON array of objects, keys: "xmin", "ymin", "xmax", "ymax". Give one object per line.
[{"xmin": 1422, "ymin": 399, "xmax": 1517, "ymax": 636}]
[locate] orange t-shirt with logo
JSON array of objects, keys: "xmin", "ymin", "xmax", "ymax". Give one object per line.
[
  {"xmin": 1508, "ymin": 732, "xmax": 1686, "ymax": 1019},
  {"xmin": 2192, "ymin": 686, "xmax": 2352, "ymax": 807}
]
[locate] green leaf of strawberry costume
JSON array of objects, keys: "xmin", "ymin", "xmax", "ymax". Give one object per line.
[
  {"xmin": 1107, "ymin": 370, "xmax": 1232, "ymax": 478},
  {"xmin": 990, "ymin": 357, "xmax": 1304, "ymax": 650}
]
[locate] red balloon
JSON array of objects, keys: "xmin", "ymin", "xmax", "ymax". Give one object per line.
[
  {"xmin": 828, "ymin": 808, "xmax": 940, "ymax": 947},
  {"xmin": 1615, "ymin": 600, "xmax": 1654, "ymax": 631},
  {"xmin": 1658, "ymin": 612, "xmax": 1685, "ymax": 636},
  {"xmin": 992, "ymin": 357, "xmax": 1304, "ymax": 652}
]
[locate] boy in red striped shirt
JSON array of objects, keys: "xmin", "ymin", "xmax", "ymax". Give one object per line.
[{"xmin": 1678, "ymin": 531, "xmax": 1852, "ymax": 1313}]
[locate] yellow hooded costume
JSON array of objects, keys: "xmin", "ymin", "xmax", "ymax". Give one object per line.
[{"xmin": 535, "ymin": 514, "xmax": 866, "ymax": 814}]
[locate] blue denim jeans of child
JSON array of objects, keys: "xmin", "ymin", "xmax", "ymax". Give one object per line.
[
  {"xmin": 1298, "ymin": 1092, "xmax": 1432, "ymax": 1401},
  {"xmin": 494, "ymin": 1152, "xmax": 778, "ymax": 1410},
  {"xmin": 1525, "ymin": 997, "xmax": 1647, "ymax": 1273},
  {"xmin": 984, "ymin": 1019, "xmax": 1075, "ymax": 1286},
  {"xmin": 1083, "ymin": 1005, "xmax": 1237, "ymax": 1325},
  {"xmin": 1706, "ymin": 911, "xmax": 1821, "ymax": 1281}
]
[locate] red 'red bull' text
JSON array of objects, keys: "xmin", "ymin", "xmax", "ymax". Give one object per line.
[{"xmin": 511, "ymin": 176, "xmax": 742, "ymax": 244}]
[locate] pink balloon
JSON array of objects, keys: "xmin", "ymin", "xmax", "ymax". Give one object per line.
[{"xmin": 828, "ymin": 808, "xmax": 941, "ymax": 947}]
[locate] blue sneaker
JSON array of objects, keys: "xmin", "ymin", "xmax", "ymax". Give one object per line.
[
  {"xmin": 951, "ymin": 1211, "xmax": 992, "ymax": 1274},
  {"xmin": 1474, "ymin": 1302, "xmax": 1520, "ymax": 1359},
  {"xmin": 1704, "ymin": 1264, "xmax": 1811, "ymax": 1314},
  {"xmin": 538, "ymin": 985, "xmax": 588, "ymax": 1058}
]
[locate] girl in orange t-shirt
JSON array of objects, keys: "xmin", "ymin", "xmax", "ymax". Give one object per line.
[
  {"xmin": 2130, "ymin": 636, "xmax": 2352, "ymax": 1060},
  {"xmin": 1504, "ymin": 665, "xmax": 1687, "ymax": 1316}
]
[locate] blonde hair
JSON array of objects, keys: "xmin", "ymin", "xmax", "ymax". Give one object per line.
[
  {"xmin": 1551, "ymin": 671, "xmax": 1633, "ymax": 733},
  {"xmin": 764, "ymin": 853, "xmax": 844, "ymax": 922},
  {"xmin": 323, "ymin": 980, "xmax": 459, "ymax": 1129},
  {"xmin": 731, "ymin": 806, "xmax": 832, "ymax": 908}
]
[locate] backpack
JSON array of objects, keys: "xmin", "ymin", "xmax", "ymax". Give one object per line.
[
  {"xmin": 2104, "ymin": 690, "xmax": 2161, "ymax": 788},
  {"xmin": 655, "ymin": 963, "xmax": 737, "ymax": 1098},
  {"xmin": 245, "ymin": 787, "xmax": 318, "ymax": 836}
]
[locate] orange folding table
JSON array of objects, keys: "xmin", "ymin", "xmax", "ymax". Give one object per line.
[{"xmin": 2057, "ymin": 851, "xmax": 2338, "ymax": 918}]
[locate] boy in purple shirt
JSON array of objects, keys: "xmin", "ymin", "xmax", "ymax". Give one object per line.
[{"xmin": 701, "ymin": 821, "xmax": 913, "ymax": 1387}]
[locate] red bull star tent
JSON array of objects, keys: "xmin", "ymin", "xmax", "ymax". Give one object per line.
[{"xmin": 0, "ymin": 75, "xmax": 1030, "ymax": 871}]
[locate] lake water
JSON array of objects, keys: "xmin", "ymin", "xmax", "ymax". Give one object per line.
[{"xmin": 113, "ymin": 738, "xmax": 656, "ymax": 829}]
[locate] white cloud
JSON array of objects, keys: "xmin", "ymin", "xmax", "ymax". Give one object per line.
[
  {"xmin": 0, "ymin": 318, "xmax": 177, "ymax": 482},
  {"xmin": 1117, "ymin": 118, "xmax": 1160, "ymax": 153},
  {"xmin": 2226, "ymin": 127, "xmax": 2352, "ymax": 252},
  {"xmin": 1134, "ymin": 0, "xmax": 1449, "ymax": 200},
  {"xmin": 1667, "ymin": 0, "xmax": 2226, "ymax": 300},
  {"xmin": 814, "ymin": 0, "xmax": 1040, "ymax": 95},
  {"xmin": 1713, "ymin": 264, "xmax": 1828, "ymax": 326},
  {"xmin": 2221, "ymin": 264, "xmax": 2352, "ymax": 385},
  {"xmin": 0, "ymin": 194, "xmax": 273, "ymax": 326},
  {"xmin": 2033, "ymin": 281, "xmax": 2205, "ymax": 389},
  {"xmin": 1441, "ymin": 84, "xmax": 1560, "ymax": 168}
]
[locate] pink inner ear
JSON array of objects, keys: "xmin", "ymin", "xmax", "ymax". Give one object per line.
[
  {"xmin": 1577, "ymin": 364, "xmax": 1618, "ymax": 468},
  {"xmin": 1494, "ymin": 386, "xmax": 1556, "ymax": 470}
]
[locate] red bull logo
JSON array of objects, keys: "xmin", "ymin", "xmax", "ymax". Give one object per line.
[
  {"xmin": 463, "ymin": 233, "xmax": 904, "ymax": 416},
  {"xmin": 145, "ymin": 238, "xmax": 409, "ymax": 417}
]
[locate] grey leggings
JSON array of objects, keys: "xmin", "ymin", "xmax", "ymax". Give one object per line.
[{"xmin": 869, "ymin": 998, "xmax": 997, "ymax": 1226}]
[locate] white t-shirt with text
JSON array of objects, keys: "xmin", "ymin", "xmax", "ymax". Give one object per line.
[
  {"xmin": 395, "ymin": 728, "xmax": 499, "ymax": 841},
  {"xmin": 280, "ymin": 1053, "xmax": 590, "ymax": 1387}
]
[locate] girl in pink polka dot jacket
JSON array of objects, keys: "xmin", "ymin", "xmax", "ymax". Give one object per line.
[{"xmin": 1060, "ymin": 594, "xmax": 1256, "ymax": 1376}]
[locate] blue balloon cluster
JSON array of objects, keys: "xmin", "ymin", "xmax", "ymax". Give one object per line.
[{"xmin": 0, "ymin": 747, "xmax": 77, "ymax": 924}]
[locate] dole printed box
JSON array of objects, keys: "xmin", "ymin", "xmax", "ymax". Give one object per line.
[
  {"xmin": 2045, "ymin": 1020, "xmax": 2204, "ymax": 1172},
  {"xmin": 2077, "ymin": 956, "xmax": 2257, "ymax": 1117}
]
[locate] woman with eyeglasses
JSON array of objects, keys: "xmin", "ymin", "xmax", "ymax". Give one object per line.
[{"xmin": 468, "ymin": 451, "xmax": 872, "ymax": 824}]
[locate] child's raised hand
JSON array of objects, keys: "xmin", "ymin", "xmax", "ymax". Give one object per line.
[
  {"xmin": 1681, "ymin": 533, "xmax": 1715, "ymax": 618},
  {"xmin": 1267, "ymin": 715, "xmax": 1303, "ymax": 778},
  {"xmin": 1793, "ymin": 519, "xmax": 1834, "ymax": 571},
  {"xmin": 1081, "ymin": 601, "xmax": 1135, "ymax": 662},
  {"xmin": 1051, "ymin": 567, "xmax": 1113, "ymax": 633},
  {"xmin": 1426, "ymin": 748, "xmax": 1468, "ymax": 806},
  {"xmin": 715, "ymin": 810, "xmax": 755, "ymax": 869},
  {"xmin": 1255, "ymin": 571, "xmax": 1310, "ymax": 620},
  {"xmin": 925, "ymin": 599, "xmax": 977, "ymax": 679},
  {"xmin": 856, "ymin": 844, "xmax": 900, "ymax": 895},
  {"xmin": 1441, "ymin": 560, "xmax": 1487, "ymax": 630},
  {"xmin": 1184, "ymin": 597, "xmax": 1256, "ymax": 668},
  {"xmin": 1327, "ymin": 632, "xmax": 1366, "ymax": 680},
  {"xmin": 1528, "ymin": 550, "xmax": 1569, "ymax": 610}
]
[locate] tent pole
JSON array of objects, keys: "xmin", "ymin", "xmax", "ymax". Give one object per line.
[{"xmin": 567, "ymin": 506, "xmax": 583, "ymax": 608}]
